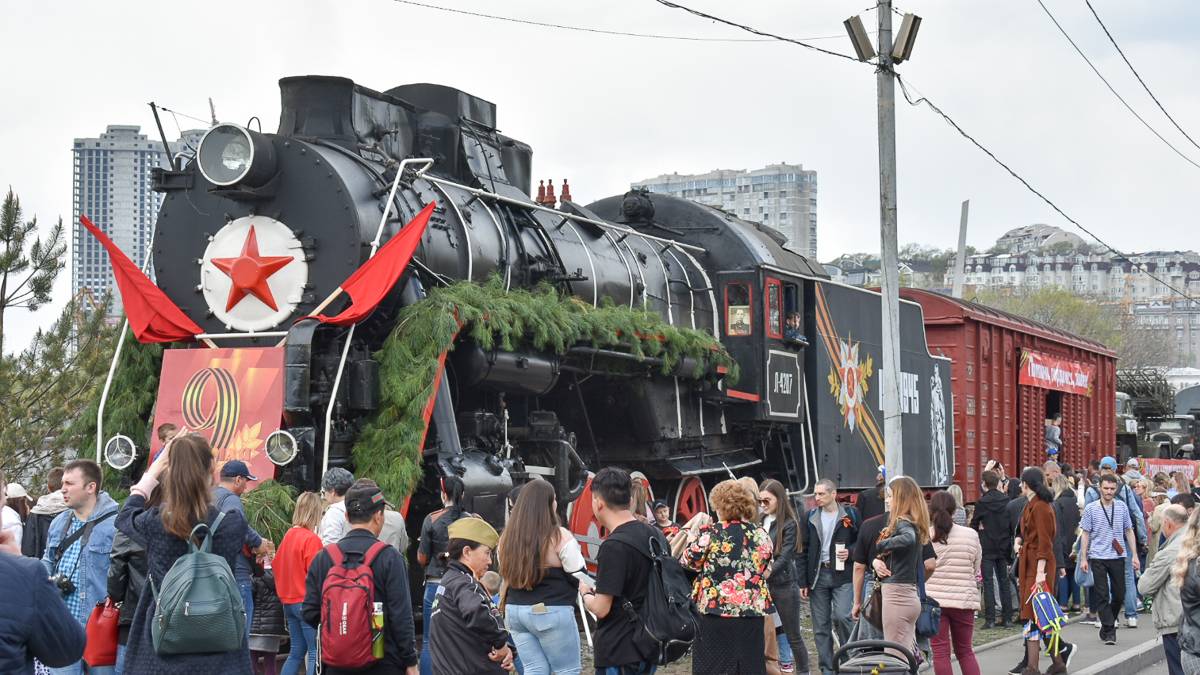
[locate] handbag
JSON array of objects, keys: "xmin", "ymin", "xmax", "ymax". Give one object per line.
[
  {"xmin": 1030, "ymin": 582, "xmax": 1067, "ymax": 654},
  {"xmin": 863, "ymin": 578, "xmax": 884, "ymax": 629},
  {"xmin": 83, "ymin": 597, "xmax": 120, "ymax": 667},
  {"xmin": 916, "ymin": 555, "xmax": 942, "ymax": 638},
  {"xmin": 1074, "ymin": 554, "xmax": 1094, "ymax": 588}
]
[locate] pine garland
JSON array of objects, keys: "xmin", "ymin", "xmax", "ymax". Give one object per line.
[
  {"xmin": 242, "ymin": 479, "xmax": 298, "ymax": 545},
  {"xmin": 354, "ymin": 277, "xmax": 737, "ymax": 502}
]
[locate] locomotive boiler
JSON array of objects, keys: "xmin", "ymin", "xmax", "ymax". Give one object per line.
[{"xmin": 110, "ymin": 75, "xmax": 953, "ymax": 534}]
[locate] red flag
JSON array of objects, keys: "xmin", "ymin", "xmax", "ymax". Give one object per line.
[
  {"xmin": 313, "ymin": 201, "xmax": 436, "ymax": 326},
  {"xmin": 79, "ymin": 215, "xmax": 203, "ymax": 343}
]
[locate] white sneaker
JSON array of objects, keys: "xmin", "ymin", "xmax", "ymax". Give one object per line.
[{"xmin": 1125, "ymin": 616, "xmax": 1138, "ymax": 628}]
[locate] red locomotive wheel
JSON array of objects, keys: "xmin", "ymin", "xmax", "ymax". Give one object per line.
[{"xmin": 673, "ymin": 476, "xmax": 709, "ymax": 523}]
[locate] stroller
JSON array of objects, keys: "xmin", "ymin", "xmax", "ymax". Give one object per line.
[
  {"xmin": 834, "ymin": 608, "xmax": 920, "ymax": 674},
  {"xmin": 833, "ymin": 640, "xmax": 919, "ymax": 674}
]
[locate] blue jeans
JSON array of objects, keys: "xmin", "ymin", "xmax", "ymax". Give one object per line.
[
  {"xmin": 811, "ymin": 569, "xmax": 853, "ymax": 675},
  {"xmin": 1123, "ymin": 549, "xmax": 1138, "ymax": 618},
  {"xmin": 595, "ymin": 665, "xmax": 656, "ymax": 675},
  {"xmin": 419, "ymin": 580, "xmax": 439, "ymax": 675},
  {"xmin": 505, "ymin": 604, "xmax": 581, "ymax": 675},
  {"xmin": 49, "ymin": 665, "xmax": 82, "ymax": 675},
  {"xmin": 1057, "ymin": 569, "xmax": 1081, "ymax": 609},
  {"xmin": 778, "ymin": 632, "xmax": 794, "ymax": 665},
  {"xmin": 282, "ymin": 602, "xmax": 317, "ymax": 675},
  {"xmin": 239, "ymin": 579, "xmax": 255, "ymax": 638}
]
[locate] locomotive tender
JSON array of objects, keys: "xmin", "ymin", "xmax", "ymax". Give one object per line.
[{"xmin": 134, "ymin": 75, "xmax": 953, "ymax": 529}]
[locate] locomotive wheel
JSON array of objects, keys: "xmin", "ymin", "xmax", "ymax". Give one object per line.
[{"xmin": 673, "ymin": 476, "xmax": 709, "ymax": 523}]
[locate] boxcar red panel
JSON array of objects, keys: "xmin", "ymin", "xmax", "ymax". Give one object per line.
[{"xmin": 900, "ymin": 290, "xmax": 1118, "ymax": 502}]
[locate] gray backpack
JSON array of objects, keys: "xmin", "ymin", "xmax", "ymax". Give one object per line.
[{"xmin": 149, "ymin": 512, "xmax": 246, "ymax": 655}]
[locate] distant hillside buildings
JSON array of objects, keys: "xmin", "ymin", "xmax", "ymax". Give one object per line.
[
  {"xmin": 72, "ymin": 125, "xmax": 203, "ymax": 317},
  {"xmin": 631, "ymin": 163, "xmax": 818, "ymax": 259}
]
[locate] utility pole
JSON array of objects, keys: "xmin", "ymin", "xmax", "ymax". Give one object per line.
[
  {"xmin": 877, "ymin": 0, "xmax": 904, "ymax": 477},
  {"xmin": 952, "ymin": 200, "xmax": 970, "ymax": 299}
]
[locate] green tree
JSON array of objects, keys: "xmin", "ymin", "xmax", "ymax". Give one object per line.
[
  {"xmin": 0, "ymin": 294, "xmax": 117, "ymax": 487},
  {"xmin": 0, "ymin": 188, "xmax": 65, "ymax": 356},
  {"xmin": 970, "ymin": 288, "xmax": 1174, "ymax": 369}
]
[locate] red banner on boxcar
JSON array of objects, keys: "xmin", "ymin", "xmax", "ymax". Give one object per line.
[{"xmin": 1019, "ymin": 350, "xmax": 1095, "ymax": 396}]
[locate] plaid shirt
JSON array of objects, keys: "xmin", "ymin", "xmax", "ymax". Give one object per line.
[{"xmin": 55, "ymin": 516, "xmax": 87, "ymax": 623}]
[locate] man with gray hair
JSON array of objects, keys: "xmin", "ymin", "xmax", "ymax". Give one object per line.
[
  {"xmin": 318, "ymin": 467, "xmax": 355, "ymax": 545},
  {"xmin": 802, "ymin": 478, "xmax": 859, "ymax": 675},
  {"xmin": 1137, "ymin": 504, "xmax": 1188, "ymax": 674}
]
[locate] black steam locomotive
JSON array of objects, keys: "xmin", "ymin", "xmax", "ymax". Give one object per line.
[{"xmin": 142, "ymin": 75, "xmax": 953, "ymax": 534}]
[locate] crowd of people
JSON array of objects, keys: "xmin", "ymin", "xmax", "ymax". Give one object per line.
[{"xmin": 8, "ymin": 430, "xmax": 1200, "ymax": 674}]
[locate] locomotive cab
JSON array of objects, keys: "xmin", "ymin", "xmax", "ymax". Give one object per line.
[{"xmin": 718, "ymin": 267, "xmax": 808, "ymax": 423}]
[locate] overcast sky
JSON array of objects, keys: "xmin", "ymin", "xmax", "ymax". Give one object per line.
[{"xmin": 2, "ymin": 0, "xmax": 1199, "ymax": 354}]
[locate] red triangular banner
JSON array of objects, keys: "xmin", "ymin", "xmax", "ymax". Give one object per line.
[
  {"xmin": 79, "ymin": 215, "xmax": 203, "ymax": 343},
  {"xmin": 311, "ymin": 201, "xmax": 436, "ymax": 326}
]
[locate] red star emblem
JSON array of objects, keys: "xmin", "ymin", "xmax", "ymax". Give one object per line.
[{"xmin": 210, "ymin": 225, "xmax": 294, "ymax": 311}]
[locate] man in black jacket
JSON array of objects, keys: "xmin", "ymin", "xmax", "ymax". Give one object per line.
[
  {"xmin": 304, "ymin": 480, "xmax": 419, "ymax": 675},
  {"xmin": 971, "ymin": 470, "xmax": 1014, "ymax": 627}
]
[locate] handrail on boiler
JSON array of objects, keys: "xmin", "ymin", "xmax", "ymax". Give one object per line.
[{"xmin": 321, "ymin": 158, "xmax": 435, "ymax": 477}]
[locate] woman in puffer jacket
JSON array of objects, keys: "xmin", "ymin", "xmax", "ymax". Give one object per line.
[{"xmin": 926, "ymin": 491, "xmax": 982, "ymax": 675}]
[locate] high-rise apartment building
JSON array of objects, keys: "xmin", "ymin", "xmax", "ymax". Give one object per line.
[
  {"xmin": 631, "ymin": 163, "xmax": 818, "ymax": 258},
  {"xmin": 71, "ymin": 125, "xmax": 198, "ymax": 316}
]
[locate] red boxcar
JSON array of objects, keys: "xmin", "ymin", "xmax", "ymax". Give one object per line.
[{"xmin": 900, "ymin": 290, "xmax": 1117, "ymax": 502}]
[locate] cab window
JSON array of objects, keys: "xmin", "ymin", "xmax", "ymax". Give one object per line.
[
  {"xmin": 765, "ymin": 278, "xmax": 782, "ymax": 339},
  {"xmin": 725, "ymin": 283, "xmax": 752, "ymax": 336}
]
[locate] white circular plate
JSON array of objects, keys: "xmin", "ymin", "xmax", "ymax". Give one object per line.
[{"xmin": 199, "ymin": 216, "xmax": 308, "ymax": 332}]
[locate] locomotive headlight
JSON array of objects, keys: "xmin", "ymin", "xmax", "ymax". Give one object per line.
[{"xmin": 197, "ymin": 124, "xmax": 277, "ymax": 188}]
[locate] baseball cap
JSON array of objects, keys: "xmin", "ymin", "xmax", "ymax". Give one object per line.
[
  {"xmin": 1126, "ymin": 457, "xmax": 1141, "ymax": 468},
  {"xmin": 220, "ymin": 460, "xmax": 258, "ymax": 481},
  {"xmin": 344, "ymin": 483, "xmax": 387, "ymax": 517},
  {"xmin": 652, "ymin": 500, "xmax": 669, "ymax": 510},
  {"xmin": 1100, "ymin": 456, "xmax": 1118, "ymax": 470}
]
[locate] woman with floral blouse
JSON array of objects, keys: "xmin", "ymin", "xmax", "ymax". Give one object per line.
[{"xmin": 683, "ymin": 478, "xmax": 775, "ymax": 674}]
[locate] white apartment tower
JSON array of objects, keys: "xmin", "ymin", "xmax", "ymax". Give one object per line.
[
  {"xmin": 71, "ymin": 125, "xmax": 180, "ymax": 316},
  {"xmin": 631, "ymin": 163, "xmax": 818, "ymax": 259}
]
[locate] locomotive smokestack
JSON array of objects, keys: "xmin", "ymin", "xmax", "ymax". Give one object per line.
[
  {"xmin": 560, "ymin": 179, "xmax": 572, "ymax": 203},
  {"xmin": 536, "ymin": 180, "xmax": 546, "ymax": 204},
  {"xmin": 546, "ymin": 179, "xmax": 556, "ymax": 207}
]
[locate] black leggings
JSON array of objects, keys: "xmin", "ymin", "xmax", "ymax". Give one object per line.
[{"xmin": 770, "ymin": 580, "xmax": 810, "ymax": 671}]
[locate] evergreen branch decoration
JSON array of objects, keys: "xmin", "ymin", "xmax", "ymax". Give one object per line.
[
  {"xmin": 354, "ymin": 276, "xmax": 738, "ymax": 502},
  {"xmin": 242, "ymin": 479, "xmax": 298, "ymax": 545},
  {"xmin": 68, "ymin": 329, "xmax": 163, "ymax": 456}
]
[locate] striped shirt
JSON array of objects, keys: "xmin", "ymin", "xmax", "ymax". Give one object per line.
[{"xmin": 1080, "ymin": 498, "xmax": 1133, "ymax": 560}]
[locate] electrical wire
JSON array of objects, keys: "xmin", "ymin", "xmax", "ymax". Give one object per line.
[
  {"xmin": 157, "ymin": 105, "xmax": 212, "ymax": 126},
  {"xmin": 895, "ymin": 74, "xmax": 1199, "ymax": 304},
  {"xmin": 1035, "ymin": 0, "xmax": 1200, "ymax": 172},
  {"xmin": 390, "ymin": 0, "xmax": 841, "ymax": 42},
  {"xmin": 1082, "ymin": 0, "xmax": 1200, "ymax": 154},
  {"xmin": 652, "ymin": 0, "xmax": 862, "ymax": 61}
]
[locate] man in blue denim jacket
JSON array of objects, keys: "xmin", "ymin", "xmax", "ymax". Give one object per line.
[{"xmin": 40, "ymin": 459, "xmax": 119, "ymax": 675}]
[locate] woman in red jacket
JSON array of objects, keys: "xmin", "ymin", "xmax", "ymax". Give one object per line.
[
  {"xmin": 273, "ymin": 491, "xmax": 325, "ymax": 675},
  {"xmin": 1014, "ymin": 467, "xmax": 1070, "ymax": 675}
]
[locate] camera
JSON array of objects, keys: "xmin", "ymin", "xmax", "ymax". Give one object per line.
[{"xmin": 48, "ymin": 574, "xmax": 76, "ymax": 596}]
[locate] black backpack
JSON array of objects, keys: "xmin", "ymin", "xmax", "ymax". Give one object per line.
[{"xmin": 606, "ymin": 525, "xmax": 700, "ymax": 665}]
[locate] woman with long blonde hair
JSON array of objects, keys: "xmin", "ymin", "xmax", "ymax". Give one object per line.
[
  {"xmin": 875, "ymin": 476, "xmax": 930, "ymax": 659},
  {"xmin": 274, "ymin": 491, "xmax": 325, "ymax": 675},
  {"xmin": 1172, "ymin": 506, "xmax": 1200, "ymax": 672}
]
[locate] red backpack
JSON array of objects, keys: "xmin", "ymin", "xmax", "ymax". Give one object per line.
[{"xmin": 319, "ymin": 540, "xmax": 387, "ymax": 668}]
